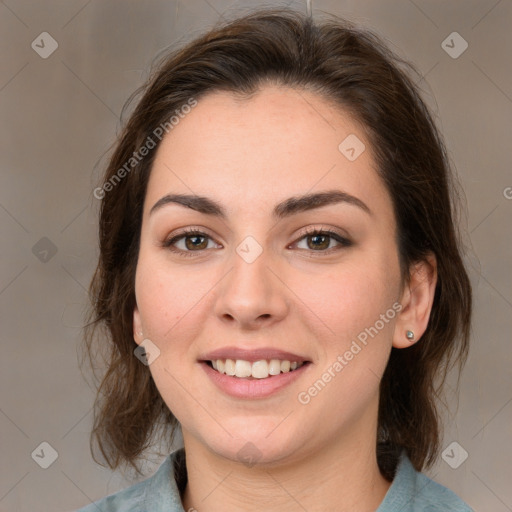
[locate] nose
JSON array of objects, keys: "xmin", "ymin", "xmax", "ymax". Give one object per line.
[{"xmin": 213, "ymin": 242, "xmax": 289, "ymax": 330}]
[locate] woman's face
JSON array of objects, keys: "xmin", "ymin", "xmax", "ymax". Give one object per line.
[{"xmin": 134, "ymin": 85, "xmax": 404, "ymax": 465}]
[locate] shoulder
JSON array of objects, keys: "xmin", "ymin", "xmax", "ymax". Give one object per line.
[
  {"xmin": 74, "ymin": 450, "xmax": 186, "ymax": 512},
  {"xmin": 412, "ymin": 471, "xmax": 475, "ymax": 511},
  {"xmin": 377, "ymin": 451, "xmax": 475, "ymax": 512},
  {"xmin": 74, "ymin": 478, "xmax": 147, "ymax": 512}
]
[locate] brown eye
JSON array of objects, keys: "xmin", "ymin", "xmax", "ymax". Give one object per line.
[
  {"xmin": 163, "ymin": 229, "xmax": 219, "ymax": 257},
  {"xmin": 293, "ymin": 228, "xmax": 352, "ymax": 253},
  {"xmin": 182, "ymin": 234, "xmax": 208, "ymax": 250},
  {"xmin": 306, "ymin": 233, "xmax": 331, "ymax": 250}
]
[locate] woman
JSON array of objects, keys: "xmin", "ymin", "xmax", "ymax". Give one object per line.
[{"xmin": 78, "ymin": 7, "xmax": 473, "ymax": 511}]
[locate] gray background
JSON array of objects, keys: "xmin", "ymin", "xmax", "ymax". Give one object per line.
[{"xmin": 1, "ymin": 1, "xmax": 511, "ymax": 511}]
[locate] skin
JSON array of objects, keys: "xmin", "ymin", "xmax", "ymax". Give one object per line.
[{"xmin": 133, "ymin": 85, "xmax": 437, "ymax": 512}]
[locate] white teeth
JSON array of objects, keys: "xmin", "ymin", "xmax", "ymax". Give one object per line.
[
  {"xmin": 224, "ymin": 359, "xmax": 236, "ymax": 376},
  {"xmin": 251, "ymin": 360, "xmax": 269, "ymax": 379},
  {"xmin": 235, "ymin": 359, "xmax": 252, "ymax": 378},
  {"xmin": 210, "ymin": 358, "xmax": 305, "ymax": 378},
  {"xmin": 268, "ymin": 359, "xmax": 281, "ymax": 376}
]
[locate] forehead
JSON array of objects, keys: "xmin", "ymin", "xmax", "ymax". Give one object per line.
[{"xmin": 144, "ymin": 86, "xmax": 392, "ymax": 222}]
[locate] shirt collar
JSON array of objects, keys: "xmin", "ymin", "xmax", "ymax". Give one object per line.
[
  {"xmin": 142, "ymin": 448, "xmax": 187, "ymax": 511},
  {"xmin": 143, "ymin": 447, "xmax": 419, "ymax": 512}
]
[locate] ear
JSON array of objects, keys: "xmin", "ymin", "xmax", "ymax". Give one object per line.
[
  {"xmin": 133, "ymin": 304, "xmax": 143, "ymax": 346},
  {"xmin": 393, "ymin": 252, "xmax": 437, "ymax": 348}
]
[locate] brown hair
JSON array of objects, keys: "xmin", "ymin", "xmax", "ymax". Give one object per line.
[{"xmin": 82, "ymin": 7, "xmax": 472, "ymax": 479}]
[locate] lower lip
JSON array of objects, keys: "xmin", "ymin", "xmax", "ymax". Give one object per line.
[{"xmin": 201, "ymin": 362, "xmax": 310, "ymax": 399}]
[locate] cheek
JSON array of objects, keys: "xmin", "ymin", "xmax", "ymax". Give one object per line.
[
  {"xmin": 135, "ymin": 254, "xmax": 211, "ymax": 342},
  {"xmin": 290, "ymin": 250, "xmax": 400, "ymax": 349},
  {"xmin": 134, "ymin": 255, "xmax": 207, "ymax": 419},
  {"xmin": 292, "ymin": 258, "xmax": 399, "ymax": 421}
]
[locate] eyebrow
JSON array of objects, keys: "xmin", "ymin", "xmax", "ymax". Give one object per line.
[{"xmin": 149, "ymin": 190, "xmax": 372, "ymax": 219}]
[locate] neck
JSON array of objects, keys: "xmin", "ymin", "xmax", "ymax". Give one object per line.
[{"xmin": 181, "ymin": 404, "xmax": 392, "ymax": 512}]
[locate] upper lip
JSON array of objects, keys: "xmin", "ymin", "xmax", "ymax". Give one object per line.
[{"xmin": 199, "ymin": 347, "xmax": 310, "ymax": 363}]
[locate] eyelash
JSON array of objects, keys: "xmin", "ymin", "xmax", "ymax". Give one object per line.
[{"xmin": 162, "ymin": 226, "xmax": 352, "ymax": 258}]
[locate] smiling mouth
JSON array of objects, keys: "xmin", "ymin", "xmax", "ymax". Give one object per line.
[{"xmin": 205, "ymin": 358, "xmax": 310, "ymax": 379}]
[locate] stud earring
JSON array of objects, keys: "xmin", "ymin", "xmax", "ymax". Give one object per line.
[{"xmin": 406, "ymin": 330, "xmax": 415, "ymax": 341}]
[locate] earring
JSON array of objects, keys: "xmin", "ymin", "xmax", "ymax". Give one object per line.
[{"xmin": 406, "ymin": 330, "xmax": 415, "ymax": 341}]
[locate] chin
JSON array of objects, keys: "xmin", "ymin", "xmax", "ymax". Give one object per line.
[{"xmin": 199, "ymin": 420, "xmax": 306, "ymax": 467}]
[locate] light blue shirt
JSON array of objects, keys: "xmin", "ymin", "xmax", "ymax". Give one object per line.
[{"xmin": 75, "ymin": 448, "xmax": 474, "ymax": 511}]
